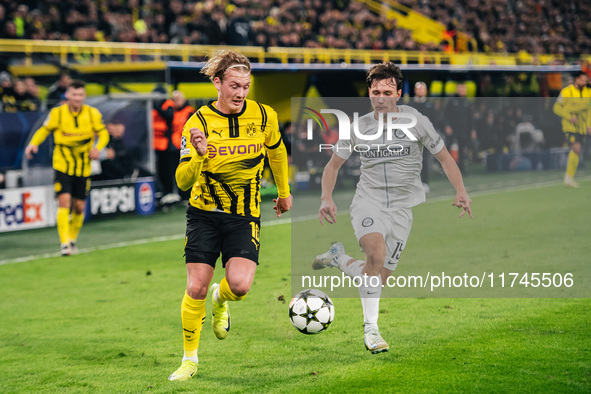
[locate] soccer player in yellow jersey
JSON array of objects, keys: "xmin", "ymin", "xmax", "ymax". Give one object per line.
[
  {"xmin": 24, "ymin": 80, "xmax": 109, "ymax": 255},
  {"xmin": 168, "ymin": 50, "xmax": 292, "ymax": 382},
  {"xmin": 553, "ymin": 71, "xmax": 591, "ymax": 188}
]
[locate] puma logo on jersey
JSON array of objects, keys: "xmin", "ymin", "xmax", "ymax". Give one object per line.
[{"xmin": 211, "ymin": 130, "xmax": 222, "ymax": 137}]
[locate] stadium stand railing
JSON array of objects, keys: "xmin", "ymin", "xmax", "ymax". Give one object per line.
[{"xmin": 0, "ymin": 39, "xmax": 570, "ymax": 77}]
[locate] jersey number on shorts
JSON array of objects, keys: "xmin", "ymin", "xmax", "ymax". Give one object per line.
[{"xmin": 391, "ymin": 241, "xmax": 404, "ymax": 261}]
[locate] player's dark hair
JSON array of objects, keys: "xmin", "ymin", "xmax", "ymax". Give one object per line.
[
  {"xmin": 366, "ymin": 62, "xmax": 403, "ymax": 91},
  {"xmin": 573, "ymin": 71, "xmax": 588, "ymax": 79},
  {"xmin": 201, "ymin": 49, "xmax": 251, "ymax": 82},
  {"xmin": 69, "ymin": 79, "xmax": 85, "ymax": 89}
]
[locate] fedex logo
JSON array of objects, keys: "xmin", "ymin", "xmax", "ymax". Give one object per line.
[
  {"xmin": 207, "ymin": 143, "xmax": 264, "ymax": 159},
  {"xmin": 0, "ymin": 192, "xmax": 44, "ymax": 227}
]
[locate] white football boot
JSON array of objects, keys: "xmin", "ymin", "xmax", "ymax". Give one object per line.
[
  {"xmin": 312, "ymin": 242, "xmax": 344, "ymax": 270},
  {"xmin": 364, "ymin": 328, "xmax": 389, "ymax": 354},
  {"xmin": 564, "ymin": 175, "xmax": 580, "ymax": 188}
]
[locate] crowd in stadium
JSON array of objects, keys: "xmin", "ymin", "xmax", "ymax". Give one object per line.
[
  {"xmin": 1, "ymin": 0, "xmax": 590, "ymax": 54},
  {"xmin": 403, "ymin": 0, "xmax": 591, "ymax": 55}
]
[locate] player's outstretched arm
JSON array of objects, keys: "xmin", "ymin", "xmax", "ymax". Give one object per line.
[
  {"xmin": 266, "ymin": 137, "xmax": 291, "ymax": 218},
  {"xmin": 91, "ymin": 109, "xmax": 110, "ymax": 160},
  {"xmin": 25, "ymin": 107, "xmax": 59, "ymax": 159},
  {"xmin": 434, "ymin": 146, "xmax": 472, "ymax": 219},
  {"xmin": 319, "ymin": 154, "xmax": 346, "ymax": 225}
]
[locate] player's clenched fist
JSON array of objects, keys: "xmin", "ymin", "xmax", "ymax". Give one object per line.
[{"xmin": 190, "ymin": 128, "xmax": 207, "ymax": 157}]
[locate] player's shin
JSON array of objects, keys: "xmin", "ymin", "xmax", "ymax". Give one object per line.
[
  {"xmin": 57, "ymin": 207, "xmax": 71, "ymax": 244},
  {"xmin": 566, "ymin": 150, "xmax": 579, "ymax": 178},
  {"xmin": 359, "ymin": 276, "xmax": 383, "ymax": 333},
  {"xmin": 70, "ymin": 211, "xmax": 85, "ymax": 243},
  {"xmin": 181, "ymin": 292, "xmax": 205, "ymax": 363},
  {"xmin": 337, "ymin": 257, "xmax": 364, "ymax": 278}
]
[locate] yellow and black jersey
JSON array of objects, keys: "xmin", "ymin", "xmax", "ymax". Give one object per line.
[
  {"xmin": 553, "ymin": 84, "xmax": 591, "ymax": 134},
  {"xmin": 29, "ymin": 104, "xmax": 109, "ymax": 177},
  {"xmin": 176, "ymin": 99, "xmax": 290, "ymax": 218}
]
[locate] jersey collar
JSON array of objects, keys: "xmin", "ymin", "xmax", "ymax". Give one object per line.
[{"xmin": 207, "ymin": 100, "xmax": 247, "ymax": 118}]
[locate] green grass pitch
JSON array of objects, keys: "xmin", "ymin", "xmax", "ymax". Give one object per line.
[{"xmin": 0, "ymin": 172, "xmax": 590, "ymax": 392}]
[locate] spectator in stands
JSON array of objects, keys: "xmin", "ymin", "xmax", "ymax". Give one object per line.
[
  {"xmin": 0, "ymin": 4, "xmax": 5, "ymax": 29},
  {"xmin": 12, "ymin": 4, "xmax": 28, "ymax": 38},
  {"xmin": 94, "ymin": 119, "xmax": 152, "ymax": 181},
  {"xmin": 47, "ymin": 73, "xmax": 72, "ymax": 108},
  {"xmin": 1, "ymin": 20, "xmax": 18, "ymax": 39},
  {"xmin": 282, "ymin": 121, "xmax": 293, "ymax": 157},
  {"xmin": 479, "ymin": 109, "xmax": 500, "ymax": 151},
  {"xmin": 227, "ymin": 6, "xmax": 251, "ymax": 45},
  {"xmin": 444, "ymin": 83, "xmax": 474, "ymax": 173},
  {"xmin": 2, "ymin": 0, "xmax": 590, "ymax": 59},
  {"xmin": 152, "ymin": 86, "xmax": 180, "ymax": 203},
  {"xmin": 94, "ymin": 120, "xmax": 133, "ymax": 181},
  {"xmin": 2, "ymin": 78, "xmax": 39, "ymax": 112},
  {"xmin": 0, "ymin": 71, "xmax": 13, "ymax": 112},
  {"xmin": 169, "ymin": 14, "xmax": 190, "ymax": 44},
  {"xmin": 170, "ymin": 90, "xmax": 195, "ymax": 201},
  {"xmin": 24, "ymin": 77, "xmax": 42, "ymax": 110},
  {"xmin": 170, "ymin": 90, "xmax": 195, "ymax": 150},
  {"xmin": 411, "ymin": 81, "xmax": 436, "ymax": 193},
  {"xmin": 497, "ymin": 106, "xmax": 521, "ymax": 152},
  {"xmin": 478, "ymin": 74, "xmax": 496, "ymax": 97}
]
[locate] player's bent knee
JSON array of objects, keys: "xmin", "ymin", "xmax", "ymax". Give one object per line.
[
  {"xmin": 572, "ymin": 144, "xmax": 581, "ymax": 155},
  {"xmin": 186, "ymin": 283, "xmax": 209, "ymax": 300},
  {"xmin": 228, "ymin": 282, "xmax": 250, "ymax": 298},
  {"xmin": 364, "ymin": 249, "xmax": 386, "ymax": 267}
]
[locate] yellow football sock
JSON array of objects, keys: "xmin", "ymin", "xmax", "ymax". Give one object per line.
[
  {"xmin": 70, "ymin": 212, "xmax": 85, "ymax": 243},
  {"xmin": 181, "ymin": 292, "xmax": 206, "ymax": 356},
  {"xmin": 56, "ymin": 207, "xmax": 71, "ymax": 244},
  {"xmin": 218, "ymin": 277, "xmax": 246, "ymax": 302},
  {"xmin": 566, "ymin": 151, "xmax": 579, "ymax": 178}
]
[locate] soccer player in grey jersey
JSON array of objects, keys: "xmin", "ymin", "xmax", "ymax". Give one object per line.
[{"xmin": 314, "ymin": 62, "xmax": 472, "ymax": 354}]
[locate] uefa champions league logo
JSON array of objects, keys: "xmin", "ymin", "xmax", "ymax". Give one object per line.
[{"xmin": 304, "ymin": 107, "xmax": 418, "ymax": 152}]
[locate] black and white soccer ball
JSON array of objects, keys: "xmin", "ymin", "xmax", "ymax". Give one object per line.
[{"xmin": 289, "ymin": 289, "xmax": 335, "ymax": 334}]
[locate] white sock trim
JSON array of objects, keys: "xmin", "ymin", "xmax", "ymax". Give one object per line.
[
  {"xmin": 359, "ymin": 276, "xmax": 382, "ymax": 331},
  {"xmin": 213, "ymin": 285, "xmax": 221, "ymax": 305},
  {"xmin": 183, "ymin": 354, "xmax": 199, "ymax": 364}
]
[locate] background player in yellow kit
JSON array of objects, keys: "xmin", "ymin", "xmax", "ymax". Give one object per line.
[
  {"xmin": 168, "ymin": 50, "xmax": 292, "ymax": 382},
  {"xmin": 25, "ymin": 79, "xmax": 109, "ymax": 255},
  {"xmin": 553, "ymin": 71, "xmax": 591, "ymax": 188}
]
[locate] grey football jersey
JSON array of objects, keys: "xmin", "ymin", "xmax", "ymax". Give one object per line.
[{"xmin": 334, "ymin": 105, "xmax": 444, "ymax": 209}]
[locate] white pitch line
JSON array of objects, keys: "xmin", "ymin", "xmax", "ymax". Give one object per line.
[
  {"xmin": 1, "ymin": 175, "xmax": 589, "ymax": 267},
  {"xmin": 0, "ymin": 215, "xmax": 315, "ymax": 266}
]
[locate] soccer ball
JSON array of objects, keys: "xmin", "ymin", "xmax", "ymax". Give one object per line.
[{"xmin": 289, "ymin": 289, "xmax": 335, "ymax": 334}]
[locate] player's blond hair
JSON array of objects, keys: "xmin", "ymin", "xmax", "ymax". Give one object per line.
[{"xmin": 200, "ymin": 50, "xmax": 251, "ymax": 82}]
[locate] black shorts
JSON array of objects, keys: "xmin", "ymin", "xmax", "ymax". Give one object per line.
[
  {"xmin": 184, "ymin": 205, "xmax": 261, "ymax": 267},
  {"xmin": 564, "ymin": 132, "xmax": 585, "ymax": 145},
  {"xmin": 54, "ymin": 170, "xmax": 91, "ymax": 200}
]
